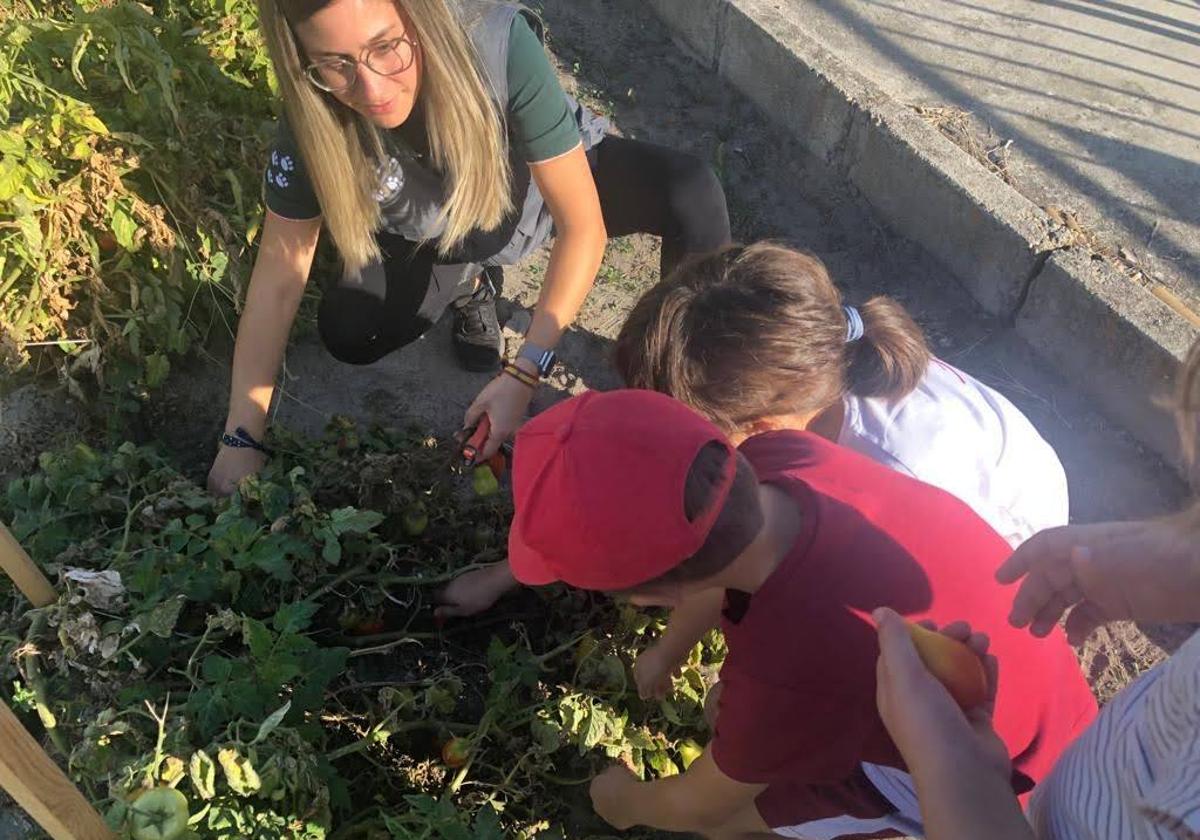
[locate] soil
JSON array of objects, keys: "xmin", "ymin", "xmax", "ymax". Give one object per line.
[{"xmin": 0, "ymin": 1, "xmax": 1194, "ymax": 828}]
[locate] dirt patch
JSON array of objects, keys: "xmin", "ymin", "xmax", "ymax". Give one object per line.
[{"xmin": 0, "ymin": 384, "xmax": 86, "ymax": 487}]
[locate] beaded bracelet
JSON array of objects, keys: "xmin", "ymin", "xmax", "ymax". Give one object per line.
[
  {"xmin": 219, "ymin": 426, "xmax": 272, "ymax": 456},
  {"xmin": 501, "ymin": 362, "xmax": 539, "ymax": 389}
]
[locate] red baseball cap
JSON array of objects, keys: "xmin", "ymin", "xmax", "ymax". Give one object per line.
[{"xmin": 508, "ymin": 389, "xmax": 737, "ymax": 590}]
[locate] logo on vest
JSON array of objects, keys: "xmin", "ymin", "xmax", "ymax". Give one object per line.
[
  {"xmin": 266, "ymin": 149, "xmax": 295, "ymax": 190},
  {"xmin": 374, "ymin": 156, "xmax": 405, "ymax": 205}
]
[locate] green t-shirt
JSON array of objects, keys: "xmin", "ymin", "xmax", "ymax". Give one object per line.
[{"xmin": 263, "ymin": 13, "xmax": 580, "ymax": 221}]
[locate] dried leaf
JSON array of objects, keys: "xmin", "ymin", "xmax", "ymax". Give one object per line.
[
  {"xmin": 217, "ymin": 747, "xmax": 261, "ymax": 796},
  {"xmin": 188, "ymin": 750, "xmax": 216, "ymax": 800}
]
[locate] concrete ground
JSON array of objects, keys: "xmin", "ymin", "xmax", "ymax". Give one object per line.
[{"xmin": 785, "ymin": 0, "xmax": 1200, "ymax": 314}]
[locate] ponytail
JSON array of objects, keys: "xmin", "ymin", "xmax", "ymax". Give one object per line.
[
  {"xmin": 614, "ymin": 242, "xmax": 932, "ymax": 430},
  {"xmin": 844, "ymin": 296, "xmax": 931, "ymax": 401}
]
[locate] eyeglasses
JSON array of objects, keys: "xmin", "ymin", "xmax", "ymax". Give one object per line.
[{"xmin": 303, "ymin": 35, "xmax": 418, "ymax": 93}]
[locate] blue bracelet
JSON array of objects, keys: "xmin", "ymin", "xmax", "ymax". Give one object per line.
[{"xmin": 219, "ymin": 426, "xmax": 271, "ymax": 456}]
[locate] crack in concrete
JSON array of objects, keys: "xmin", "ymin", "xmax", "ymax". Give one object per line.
[
  {"xmin": 1007, "ymin": 247, "xmax": 1057, "ymax": 326},
  {"xmin": 1009, "ymin": 216, "xmax": 1081, "ymax": 324}
]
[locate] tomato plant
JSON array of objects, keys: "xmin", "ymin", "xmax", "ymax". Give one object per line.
[
  {"xmin": 0, "ymin": 0, "xmax": 273, "ymax": 405},
  {"xmin": 0, "ymin": 419, "xmax": 725, "ymax": 838}
]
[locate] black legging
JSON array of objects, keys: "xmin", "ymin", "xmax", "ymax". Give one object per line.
[{"xmin": 318, "ymin": 135, "xmax": 731, "ymax": 365}]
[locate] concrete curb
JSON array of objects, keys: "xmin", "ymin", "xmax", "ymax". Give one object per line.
[{"xmin": 648, "ymin": 0, "xmax": 1198, "ymax": 465}]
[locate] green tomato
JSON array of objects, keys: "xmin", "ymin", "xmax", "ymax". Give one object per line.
[
  {"xmin": 129, "ymin": 787, "xmax": 189, "ymax": 840},
  {"xmin": 470, "ymin": 524, "xmax": 493, "ymax": 550},
  {"xmin": 402, "ymin": 505, "xmax": 429, "ymax": 536},
  {"xmin": 471, "ymin": 465, "xmax": 500, "ymax": 498},
  {"xmin": 677, "ymin": 739, "xmax": 704, "ymax": 770}
]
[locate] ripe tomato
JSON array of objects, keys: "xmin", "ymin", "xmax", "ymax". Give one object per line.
[{"xmin": 441, "ymin": 737, "xmax": 470, "ymax": 768}]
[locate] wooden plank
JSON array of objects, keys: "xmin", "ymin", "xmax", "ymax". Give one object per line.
[
  {"xmin": 0, "ymin": 700, "xmax": 113, "ymax": 839},
  {"xmin": 0, "ymin": 522, "xmax": 56, "ymax": 608}
]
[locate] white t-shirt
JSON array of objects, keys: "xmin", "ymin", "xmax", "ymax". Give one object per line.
[
  {"xmin": 1028, "ymin": 629, "xmax": 1200, "ymax": 839},
  {"xmin": 837, "ymin": 358, "xmax": 1069, "ymax": 547}
]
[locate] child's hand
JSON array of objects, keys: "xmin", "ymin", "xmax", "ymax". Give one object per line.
[
  {"xmin": 873, "ymin": 608, "xmax": 1009, "ymax": 781},
  {"xmin": 996, "ymin": 519, "xmax": 1200, "ymax": 644},
  {"xmin": 590, "ymin": 764, "xmax": 639, "ymax": 830},
  {"xmin": 634, "ymin": 644, "xmax": 684, "ymax": 700},
  {"xmin": 434, "ymin": 562, "xmax": 518, "ymax": 622}
]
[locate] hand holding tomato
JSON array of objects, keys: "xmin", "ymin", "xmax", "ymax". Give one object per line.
[{"xmin": 873, "ymin": 608, "xmax": 1009, "ymax": 782}]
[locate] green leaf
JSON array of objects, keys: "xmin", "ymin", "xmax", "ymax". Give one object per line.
[
  {"xmin": 188, "ymin": 750, "xmax": 217, "ymax": 800},
  {"xmin": 259, "ymin": 482, "xmax": 290, "ymax": 521},
  {"xmin": 242, "ymin": 618, "xmax": 274, "ymax": 661},
  {"xmin": 579, "ymin": 707, "xmax": 605, "ymax": 752},
  {"xmin": 111, "ymin": 204, "xmax": 138, "ymax": 251},
  {"xmin": 69, "ymin": 28, "xmax": 93, "ymax": 88},
  {"xmin": 143, "ymin": 353, "xmax": 169, "ymax": 388},
  {"xmin": 473, "ymin": 806, "xmax": 504, "ymax": 840},
  {"xmin": 0, "ymin": 131, "xmax": 26, "ymax": 156},
  {"xmin": 217, "ymin": 747, "xmax": 262, "ymax": 796},
  {"xmin": 321, "ymin": 533, "xmax": 341, "ymax": 565},
  {"xmin": 256, "ymin": 657, "xmax": 301, "ymax": 688},
  {"xmin": 250, "ymin": 701, "xmax": 291, "ymax": 745},
  {"xmin": 0, "ymin": 159, "xmax": 23, "ymax": 202},
  {"xmin": 646, "ymin": 750, "xmax": 680, "ymax": 778},
  {"xmin": 17, "ymin": 213, "xmax": 42, "ymax": 254},
  {"xmin": 138, "ymin": 596, "xmax": 184, "ymax": 638},
  {"xmin": 201, "ymin": 654, "xmax": 233, "ymax": 683},
  {"xmin": 77, "ymin": 113, "xmax": 107, "ymax": 135},
  {"xmin": 328, "ymin": 507, "xmax": 384, "ymax": 536},
  {"xmin": 659, "ymin": 698, "xmax": 685, "ymax": 726},
  {"xmin": 245, "ymin": 536, "xmax": 293, "ymax": 581},
  {"xmin": 530, "ymin": 718, "xmax": 561, "ymax": 753},
  {"xmin": 272, "ymin": 600, "xmax": 318, "ymax": 635}
]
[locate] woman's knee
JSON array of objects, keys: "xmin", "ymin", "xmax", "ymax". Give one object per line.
[
  {"xmin": 664, "ymin": 153, "xmax": 731, "ymax": 251},
  {"xmin": 317, "ymin": 287, "xmax": 395, "ymax": 365}
]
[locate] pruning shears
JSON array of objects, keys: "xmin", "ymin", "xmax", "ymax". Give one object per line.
[{"xmin": 458, "ymin": 414, "xmax": 513, "ymax": 476}]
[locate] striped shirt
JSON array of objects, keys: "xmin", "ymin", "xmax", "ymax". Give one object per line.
[{"xmin": 1029, "ymin": 630, "xmax": 1200, "ymax": 839}]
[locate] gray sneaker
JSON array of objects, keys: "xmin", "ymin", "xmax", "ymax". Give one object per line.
[{"xmin": 451, "ymin": 268, "xmax": 503, "ymax": 372}]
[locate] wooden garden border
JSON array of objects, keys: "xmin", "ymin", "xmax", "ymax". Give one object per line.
[{"xmin": 0, "ymin": 521, "xmax": 114, "ymax": 840}]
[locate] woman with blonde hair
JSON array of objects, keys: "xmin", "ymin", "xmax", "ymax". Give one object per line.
[{"xmin": 207, "ymin": 0, "xmax": 730, "ymax": 493}]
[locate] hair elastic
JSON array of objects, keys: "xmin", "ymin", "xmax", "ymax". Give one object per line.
[{"xmin": 843, "ymin": 305, "xmax": 865, "ymax": 343}]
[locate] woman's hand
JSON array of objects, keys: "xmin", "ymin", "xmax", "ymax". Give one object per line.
[
  {"xmin": 874, "ymin": 609, "xmax": 1008, "ymax": 779},
  {"xmin": 464, "ymin": 371, "xmax": 535, "ymax": 459},
  {"xmin": 996, "ymin": 518, "xmax": 1200, "ymax": 643},
  {"xmin": 874, "ymin": 608, "xmax": 1033, "ymax": 840},
  {"xmin": 207, "ymin": 445, "xmax": 267, "ymax": 496}
]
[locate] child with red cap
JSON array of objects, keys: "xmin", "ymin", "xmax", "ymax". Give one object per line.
[{"xmin": 505, "ymin": 388, "xmax": 1095, "ymax": 838}]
